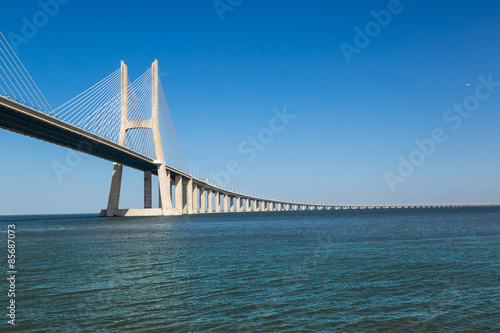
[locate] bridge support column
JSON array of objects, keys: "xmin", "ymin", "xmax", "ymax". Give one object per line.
[
  {"xmin": 144, "ymin": 171, "xmax": 152, "ymax": 209},
  {"xmin": 199, "ymin": 186, "xmax": 205, "ymax": 213},
  {"xmin": 174, "ymin": 175, "xmax": 182, "ymax": 215},
  {"xmin": 106, "ymin": 163, "xmax": 124, "ymax": 217},
  {"xmin": 192, "ymin": 183, "xmax": 198, "ymax": 213},
  {"xmin": 182, "ymin": 181, "xmax": 188, "ymax": 214},
  {"xmin": 236, "ymin": 197, "xmax": 241, "ymax": 212},
  {"xmin": 182, "ymin": 179, "xmax": 193, "ymax": 214},
  {"xmin": 246, "ymin": 198, "xmax": 251, "ymax": 212},
  {"xmin": 253, "ymin": 200, "xmax": 259, "ymax": 212},
  {"xmin": 215, "ymin": 192, "xmax": 221, "ymax": 213},
  {"xmin": 185, "ymin": 178, "xmax": 192, "ymax": 214},
  {"xmin": 158, "ymin": 167, "xmax": 172, "ymax": 214},
  {"xmin": 100, "ymin": 60, "xmax": 175, "ymax": 217},
  {"xmin": 153, "ymin": 60, "xmax": 172, "ymax": 216},
  {"xmin": 207, "ymin": 188, "xmax": 213, "ymax": 213},
  {"xmin": 224, "ymin": 194, "xmax": 228, "ymax": 212},
  {"xmin": 229, "ymin": 197, "xmax": 234, "ymax": 212}
]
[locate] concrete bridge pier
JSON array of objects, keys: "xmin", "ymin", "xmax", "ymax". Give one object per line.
[
  {"xmin": 182, "ymin": 179, "xmax": 189, "ymax": 214},
  {"xmin": 207, "ymin": 188, "xmax": 213, "ymax": 213},
  {"xmin": 200, "ymin": 186, "xmax": 206, "ymax": 213},
  {"xmin": 173, "ymin": 175, "xmax": 183, "ymax": 215},
  {"xmin": 192, "ymin": 183, "xmax": 198, "ymax": 213},
  {"xmin": 215, "ymin": 192, "xmax": 221, "ymax": 213}
]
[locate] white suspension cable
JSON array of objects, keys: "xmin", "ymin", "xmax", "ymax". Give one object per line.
[
  {"xmin": 0, "ymin": 36, "xmax": 44, "ymax": 111},
  {"xmin": 0, "ymin": 32, "xmax": 52, "ymax": 112},
  {"xmin": 0, "ymin": 59, "xmax": 26, "ymax": 105},
  {"xmin": 0, "ymin": 82, "xmax": 7, "ymax": 95},
  {"xmin": 57, "ymin": 70, "xmax": 121, "ymax": 122},
  {"xmin": 54, "ymin": 68, "xmax": 120, "ymax": 117},
  {"xmin": 0, "ymin": 45, "xmax": 38, "ymax": 109},
  {"xmin": 0, "ymin": 69, "xmax": 14, "ymax": 97},
  {"xmin": 83, "ymin": 83, "xmax": 121, "ymax": 131},
  {"xmin": 77, "ymin": 79, "xmax": 121, "ymax": 129}
]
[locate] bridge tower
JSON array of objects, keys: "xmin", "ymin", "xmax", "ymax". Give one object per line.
[{"xmin": 104, "ymin": 60, "xmax": 175, "ymax": 216}]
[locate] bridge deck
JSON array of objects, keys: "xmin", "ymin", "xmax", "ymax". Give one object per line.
[{"xmin": 0, "ymin": 96, "xmax": 161, "ymax": 173}]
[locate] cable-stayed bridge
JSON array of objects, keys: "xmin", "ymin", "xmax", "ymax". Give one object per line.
[{"xmin": 0, "ymin": 34, "xmax": 493, "ymax": 216}]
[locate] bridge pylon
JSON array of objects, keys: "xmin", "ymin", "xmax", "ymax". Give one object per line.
[{"xmin": 102, "ymin": 60, "xmax": 176, "ymax": 217}]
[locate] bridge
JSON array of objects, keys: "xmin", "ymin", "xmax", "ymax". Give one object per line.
[{"xmin": 0, "ymin": 34, "xmax": 497, "ymax": 216}]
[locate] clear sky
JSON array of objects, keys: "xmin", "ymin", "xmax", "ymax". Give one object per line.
[{"xmin": 1, "ymin": 0, "xmax": 499, "ymax": 214}]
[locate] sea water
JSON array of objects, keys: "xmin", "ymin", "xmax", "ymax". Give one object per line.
[{"xmin": 0, "ymin": 207, "xmax": 499, "ymax": 332}]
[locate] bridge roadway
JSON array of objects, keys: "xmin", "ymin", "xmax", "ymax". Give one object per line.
[
  {"xmin": 1, "ymin": 96, "xmax": 498, "ymax": 216},
  {"xmin": 0, "ymin": 96, "xmax": 160, "ymax": 173}
]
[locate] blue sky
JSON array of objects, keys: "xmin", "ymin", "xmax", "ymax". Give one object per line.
[{"xmin": 1, "ymin": 0, "xmax": 499, "ymax": 214}]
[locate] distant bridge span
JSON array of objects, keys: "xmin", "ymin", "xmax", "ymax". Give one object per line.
[
  {"xmin": 1, "ymin": 94, "xmax": 495, "ymax": 215},
  {"xmin": 0, "ymin": 54, "xmax": 497, "ymax": 216}
]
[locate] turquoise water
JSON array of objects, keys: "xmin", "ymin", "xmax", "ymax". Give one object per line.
[{"xmin": 1, "ymin": 207, "xmax": 499, "ymax": 332}]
